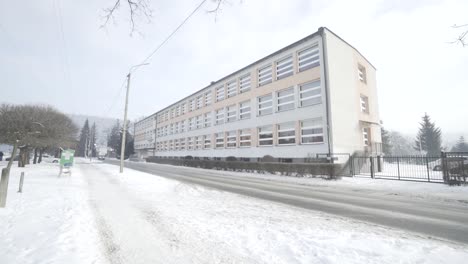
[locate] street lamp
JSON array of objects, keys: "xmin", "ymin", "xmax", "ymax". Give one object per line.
[{"xmin": 120, "ymin": 63, "xmax": 149, "ymax": 173}]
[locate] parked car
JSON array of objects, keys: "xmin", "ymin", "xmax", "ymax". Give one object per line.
[
  {"xmin": 42, "ymin": 155, "xmax": 59, "ymax": 163},
  {"xmin": 98, "ymin": 156, "xmax": 105, "ymax": 160},
  {"xmin": 5, "ymin": 155, "xmax": 19, "ymax": 161}
]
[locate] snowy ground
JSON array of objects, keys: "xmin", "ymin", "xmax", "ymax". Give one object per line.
[
  {"xmin": 133, "ymin": 161, "xmax": 468, "ymax": 205},
  {"xmin": 1, "ymin": 160, "xmax": 468, "ymax": 263}
]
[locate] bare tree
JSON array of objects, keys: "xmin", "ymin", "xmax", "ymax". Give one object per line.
[
  {"xmin": 101, "ymin": 0, "xmax": 229, "ymax": 34},
  {"xmin": 451, "ymin": 24, "xmax": 468, "ymax": 47}
]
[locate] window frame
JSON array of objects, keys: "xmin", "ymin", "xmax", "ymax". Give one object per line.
[
  {"xmin": 276, "ymin": 55, "xmax": 293, "ymax": 80},
  {"xmin": 277, "ymin": 122, "xmax": 296, "ymax": 145},
  {"xmin": 258, "ymin": 64, "xmax": 273, "ymax": 87},
  {"xmin": 239, "ymin": 100, "xmax": 251, "ymax": 120},
  {"xmin": 258, "ymin": 125, "xmax": 273, "ymax": 146},
  {"xmin": 299, "ymin": 80, "xmax": 321, "ymax": 107},
  {"xmin": 257, "ymin": 94, "xmax": 273, "ymax": 116},
  {"xmin": 276, "ymin": 87, "xmax": 295, "ymax": 112},
  {"xmin": 297, "ymin": 45, "xmax": 320, "ymax": 72},
  {"xmin": 300, "ymin": 118, "xmax": 324, "ymax": 144}
]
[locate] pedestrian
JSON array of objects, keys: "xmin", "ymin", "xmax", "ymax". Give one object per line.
[{"xmin": 0, "ymin": 151, "xmax": 3, "ymax": 161}]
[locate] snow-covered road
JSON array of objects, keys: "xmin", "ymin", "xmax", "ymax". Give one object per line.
[{"xmin": 1, "ymin": 161, "xmax": 468, "ymax": 263}]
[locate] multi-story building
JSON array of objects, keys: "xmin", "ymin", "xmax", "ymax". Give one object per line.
[{"xmin": 134, "ymin": 27, "xmax": 381, "ymax": 162}]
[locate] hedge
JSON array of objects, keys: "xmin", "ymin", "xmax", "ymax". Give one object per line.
[{"xmin": 145, "ymin": 157, "xmax": 345, "ymax": 180}]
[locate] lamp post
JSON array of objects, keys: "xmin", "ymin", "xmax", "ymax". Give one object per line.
[{"xmin": 120, "ymin": 63, "xmax": 149, "ymax": 173}]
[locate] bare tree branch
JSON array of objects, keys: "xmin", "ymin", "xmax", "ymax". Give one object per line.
[
  {"xmin": 451, "ymin": 24, "xmax": 468, "ymax": 47},
  {"xmin": 101, "ymin": 0, "xmax": 153, "ymax": 35}
]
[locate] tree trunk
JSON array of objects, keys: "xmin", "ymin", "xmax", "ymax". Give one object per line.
[
  {"xmin": 25, "ymin": 149, "xmax": 30, "ymax": 165},
  {"xmin": 18, "ymin": 147, "xmax": 28, "ymax": 168},
  {"xmin": 38, "ymin": 149, "xmax": 43, "ymax": 163},
  {"xmin": 33, "ymin": 148, "xmax": 38, "ymax": 164}
]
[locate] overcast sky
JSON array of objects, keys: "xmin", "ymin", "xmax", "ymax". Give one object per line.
[{"xmin": 1, "ymin": 0, "xmax": 467, "ymax": 142}]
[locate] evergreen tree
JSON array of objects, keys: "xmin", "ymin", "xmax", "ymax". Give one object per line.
[
  {"xmin": 107, "ymin": 120, "xmax": 121, "ymax": 153},
  {"xmin": 414, "ymin": 113, "xmax": 442, "ymax": 156},
  {"xmin": 381, "ymin": 127, "xmax": 392, "ymax": 155},
  {"xmin": 90, "ymin": 122, "xmax": 98, "ymax": 157},
  {"xmin": 451, "ymin": 136, "xmax": 468, "ymax": 152},
  {"xmin": 77, "ymin": 119, "xmax": 90, "ymax": 157}
]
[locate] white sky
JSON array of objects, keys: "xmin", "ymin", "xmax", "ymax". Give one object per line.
[{"xmin": 0, "ymin": 0, "xmax": 467, "ymax": 141}]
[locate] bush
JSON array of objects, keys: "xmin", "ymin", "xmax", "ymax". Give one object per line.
[{"xmin": 226, "ymin": 156, "xmax": 237, "ymax": 162}]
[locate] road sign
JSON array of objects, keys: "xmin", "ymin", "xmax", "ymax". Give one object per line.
[{"xmin": 60, "ymin": 149, "xmax": 75, "ymax": 167}]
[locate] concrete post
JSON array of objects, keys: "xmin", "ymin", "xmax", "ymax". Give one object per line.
[
  {"xmin": 0, "ymin": 168, "xmax": 10, "ymax": 207},
  {"xmin": 18, "ymin": 172, "xmax": 24, "ymax": 193}
]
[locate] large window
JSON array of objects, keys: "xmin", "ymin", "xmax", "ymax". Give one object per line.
[
  {"xmin": 174, "ymin": 139, "xmax": 179, "ymax": 151},
  {"xmin": 187, "ymin": 137, "xmax": 194, "ymax": 150},
  {"xmin": 196, "ymin": 95, "xmax": 203, "ymax": 109},
  {"xmin": 179, "ymin": 138, "xmax": 185, "ymax": 150},
  {"xmin": 189, "ymin": 99, "xmax": 195, "ymax": 112},
  {"xmin": 299, "ymin": 80, "xmax": 321, "ymax": 107},
  {"xmin": 181, "ymin": 103, "xmax": 186, "ymax": 115},
  {"xmin": 363, "ymin": 127, "xmax": 369, "ymax": 146},
  {"xmin": 227, "ymin": 80, "xmax": 237, "ymax": 98},
  {"xmin": 216, "ymin": 86, "xmax": 225, "ymax": 101},
  {"xmin": 215, "ymin": 133, "xmax": 224, "ymax": 148},
  {"xmin": 188, "ymin": 118, "xmax": 195, "ymax": 131},
  {"xmin": 258, "ymin": 64, "xmax": 272, "ymax": 86},
  {"xmin": 226, "ymin": 105, "xmax": 237, "ymax": 122},
  {"xmin": 205, "ymin": 91, "xmax": 212, "ymax": 106},
  {"xmin": 360, "ymin": 95, "xmax": 369, "ymax": 113},
  {"xmin": 301, "ymin": 118, "xmax": 324, "ymax": 144},
  {"xmin": 226, "ymin": 131, "xmax": 237, "ymax": 148},
  {"xmin": 258, "ymin": 125, "xmax": 273, "ymax": 146},
  {"xmin": 196, "ymin": 115, "xmax": 202, "ymax": 129},
  {"xmin": 203, "ymin": 135, "xmax": 211, "ymax": 149},
  {"xmin": 277, "ymin": 87, "xmax": 295, "ymax": 112},
  {"xmin": 358, "ymin": 64, "xmax": 367, "ymax": 83},
  {"xmin": 179, "ymin": 120, "xmax": 185, "ymax": 133},
  {"xmin": 276, "ymin": 55, "xmax": 293, "ymax": 80},
  {"xmin": 258, "ymin": 94, "xmax": 273, "ymax": 116},
  {"xmin": 298, "ymin": 45, "xmax": 320, "ymax": 72},
  {"xmin": 239, "ymin": 74, "xmax": 251, "ymax": 93},
  {"xmin": 215, "ymin": 108, "xmax": 224, "ymax": 125},
  {"xmin": 195, "ymin": 136, "xmax": 202, "ymax": 149},
  {"xmin": 277, "ymin": 122, "xmax": 296, "ymax": 145},
  {"xmin": 239, "ymin": 129, "xmax": 251, "ymax": 147},
  {"xmin": 239, "ymin": 100, "xmax": 251, "ymax": 120},
  {"xmin": 204, "ymin": 112, "xmax": 211, "ymax": 127}
]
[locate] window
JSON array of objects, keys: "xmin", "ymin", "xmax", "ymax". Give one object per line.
[
  {"xmin": 276, "ymin": 55, "xmax": 293, "ymax": 80},
  {"xmin": 358, "ymin": 64, "xmax": 367, "ymax": 83},
  {"xmin": 258, "ymin": 64, "xmax": 272, "ymax": 86},
  {"xmin": 205, "ymin": 91, "xmax": 212, "ymax": 106},
  {"xmin": 360, "ymin": 95, "xmax": 369, "ymax": 113},
  {"xmin": 195, "ymin": 136, "xmax": 202, "ymax": 149},
  {"xmin": 227, "ymin": 80, "xmax": 237, "ymax": 98},
  {"xmin": 239, "ymin": 100, "xmax": 251, "ymax": 120},
  {"xmin": 298, "ymin": 45, "xmax": 320, "ymax": 72},
  {"xmin": 196, "ymin": 115, "xmax": 202, "ymax": 129},
  {"xmin": 215, "ymin": 108, "xmax": 225, "ymax": 125},
  {"xmin": 196, "ymin": 96, "xmax": 203, "ymax": 109},
  {"xmin": 277, "ymin": 122, "xmax": 296, "ymax": 145},
  {"xmin": 188, "ymin": 118, "xmax": 195, "ymax": 131},
  {"xmin": 258, "ymin": 94, "xmax": 273, "ymax": 116},
  {"xmin": 277, "ymin": 87, "xmax": 295, "ymax": 112},
  {"xmin": 226, "ymin": 105, "xmax": 237, "ymax": 122},
  {"xmin": 174, "ymin": 139, "xmax": 179, "ymax": 151},
  {"xmin": 216, "ymin": 86, "xmax": 225, "ymax": 101},
  {"xmin": 181, "ymin": 103, "xmax": 186, "ymax": 115},
  {"xmin": 179, "ymin": 138, "xmax": 185, "ymax": 150},
  {"xmin": 203, "ymin": 135, "xmax": 211, "ymax": 149},
  {"xmin": 215, "ymin": 133, "xmax": 224, "ymax": 148},
  {"xmin": 169, "ymin": 140, "xmax": 174, "ymax": 151},
  {"xmin": 239, "ymin": 74, "xmax": 251, "ymax": 93},
  {"xmin": 258, "ymin": 125, "xmax": 273, "ymax": 146},
  {"xmin": 239, "ymin": 129, "xmax": 251, "ymax": 147},
  {"xmin": 180, "ymin": 120, "xmax": 185, "ymax": 133},
  {"xmin": 187, "ymin": 137, "xmax": 194, "ymax": 150},
  {"xmin": 299, "ymin": 80, "xmax": 321, "ymax": 107},
  {"xmin": 174, "ymin": 122, "xmax": 179, "ymax": 134},
  {"xmin": 169, "ymin": 123, "xmax": 174, "ymax": 135},
  {"xmin": 301, "ymin": 118, "xmax": 324, "ymax": 144},
  {"xmin": 363, "ymin": 127, "xmax": 369, "ymax": 146},
  {"xmin": 226, "ymin": 131, "xmax": 237, "ymax": 148},
  {"xmin": 204, "ymin": 112, "xmax": 211, "ymax": 127}
]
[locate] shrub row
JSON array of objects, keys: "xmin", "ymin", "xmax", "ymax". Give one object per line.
[{"xmin": 145, "ymin": 157, "xmax": 344, "ymax": 180}]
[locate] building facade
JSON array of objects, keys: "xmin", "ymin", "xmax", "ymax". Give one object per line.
[{"xmin": 134, "ymin": 27, "xmax": 381, "ymax": 162}]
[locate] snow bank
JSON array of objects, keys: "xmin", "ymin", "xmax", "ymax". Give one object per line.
[{"xmin": 0, "ymin": 163, "xmax": 106, "ymax": 264}]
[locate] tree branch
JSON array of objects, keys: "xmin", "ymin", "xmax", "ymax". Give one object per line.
[{"xmin": 451, "ymin": 24, "xmax": 468, "ymax": 47}]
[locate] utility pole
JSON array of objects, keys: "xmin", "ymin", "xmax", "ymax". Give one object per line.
[
  {"xmin": 119, "ymin": 63, "xmax": 149, "ymax": 173},
  {"xmin": 120, "ymin": 73, "xmax": 131, "ymax": 173}
]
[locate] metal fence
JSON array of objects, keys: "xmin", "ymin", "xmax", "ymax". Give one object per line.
[{"xmin": 351, "ymin": 152, "xmax": 468, "ymax": 184}]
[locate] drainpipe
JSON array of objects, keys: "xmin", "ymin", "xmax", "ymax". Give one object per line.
[{"xmin": 319, "ymin": 27, "xmax": 333, "ymax": 163}]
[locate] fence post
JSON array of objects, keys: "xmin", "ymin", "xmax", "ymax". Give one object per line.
[
  {"xmin": 397, "ymin": 157, "xmax": 401, "ymax": 180},
  {"xmin": 18, "ymin": 172, "xmax": 24, "ymax": 193},
  {"xmin": 425, "ymin": 156, "xmax": 430, "ymax": 182},
  {"xmin": 370, "ymin": 156, "xmax": 375, "ymax": 179},
  {"xmin": 0, "ymin": 168, "xmax": 10, "ymax": 208},
  {"xmin": 377, "ymin": 155, "xmax": 382, "ymax": 172},
  {"xmin": 441, "ymin": 152, "xmax": 449, "ymax": 183}
]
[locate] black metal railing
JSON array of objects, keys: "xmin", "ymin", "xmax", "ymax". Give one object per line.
[{"xmin": 351, "ymin": 153, "xmax": 468, "ymax": 184}]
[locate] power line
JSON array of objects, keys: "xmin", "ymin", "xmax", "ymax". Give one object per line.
[
  {"xmin": 139, "ymin": 0, "xmax": 208, "ymax": 65},
  {"xmin": 104, "ymin": 77, "xmax": 128, "ymax": 118}
]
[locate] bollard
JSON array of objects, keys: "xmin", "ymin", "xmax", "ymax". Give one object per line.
[
  {"xmin": 0, "ymin": 168, "xmax": 10, "ymax": 207},
  {"xmin": 18, "ymin": 172, "xmax": 24, "ymax": 193}
]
